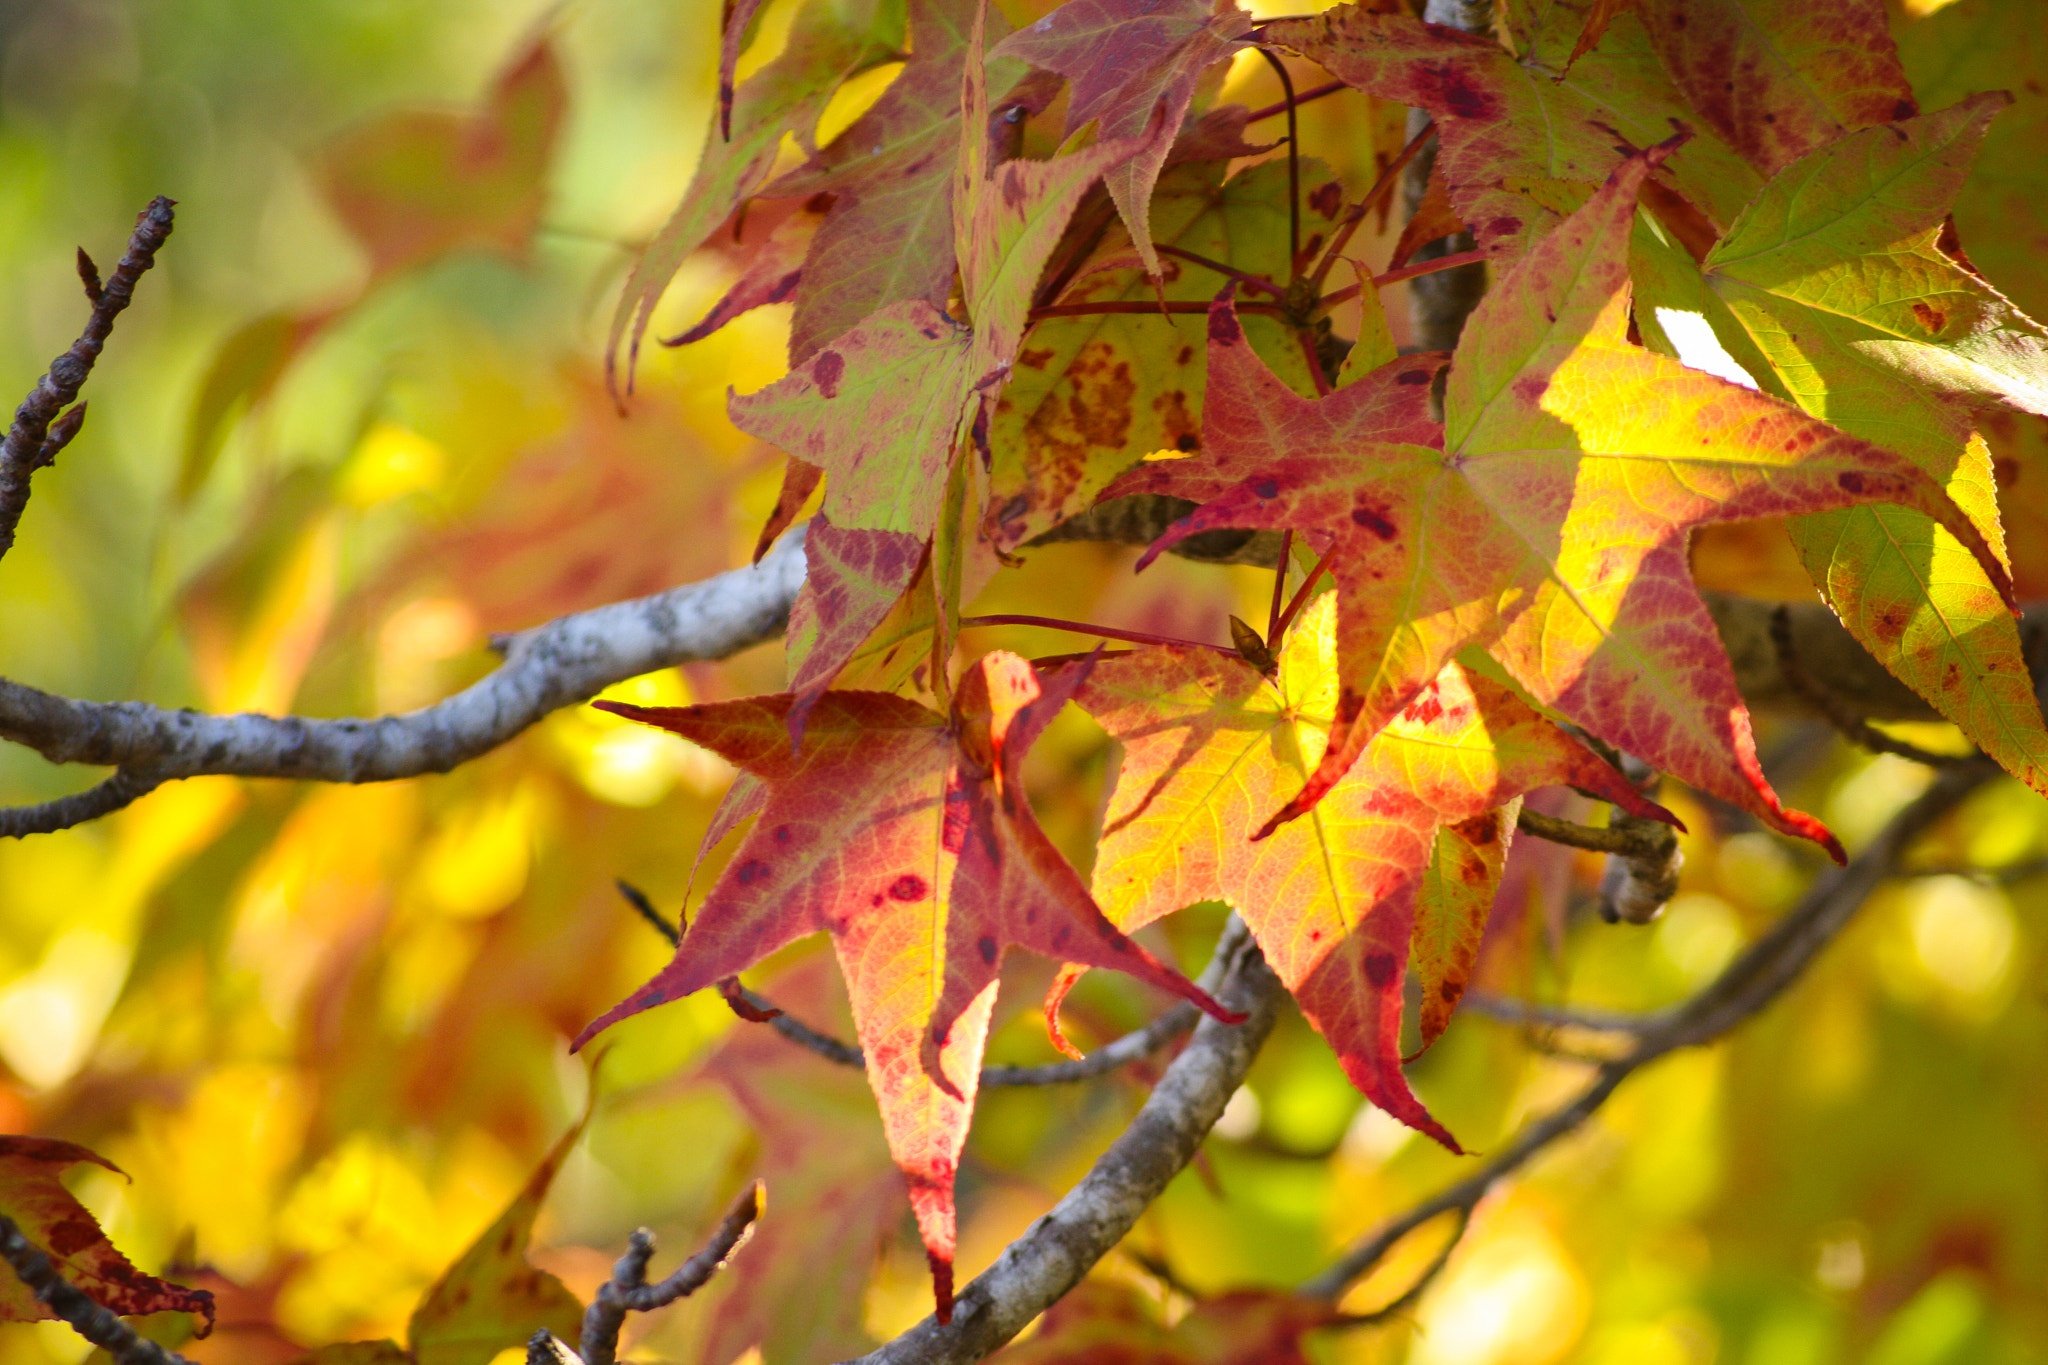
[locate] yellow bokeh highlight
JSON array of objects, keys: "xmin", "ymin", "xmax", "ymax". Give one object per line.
[
  {"xmin": 277, "ymin": 1127, "xmax": 525, "ymax": 1344},
  {"xmin": 1411, "ymin": 1200, "xmax": 1589, "ymax": 1365},
  {"xmin": 546, "ymin": 669, "xmax": 736, "ymax": 806},
  {"xmin": 116, "ymin": 1063, "xmax": 314, "ymax": 1283},
  {"xmin": 416, "ymin": 777, "xmax": 552, "ymax": 919},
  {"xmin": 0, "ymin": 777, "xmax": 242, "ymax": 1088},
  {"xmin": 217, "ymin": 511, "xmax": 343, "ymax": 715},
  {"xmin": 229, "ymin": 782, "xmax": 423, "ymax": 1027},
  {"xmin": 340, "ymin": 421, "xmax": 449, "ymax": 507}
]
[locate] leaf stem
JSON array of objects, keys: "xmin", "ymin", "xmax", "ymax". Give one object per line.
[
  {"xmin": 961, "ymin": 614, "xmax": 1239, "ymax": 657},
  {"xmin": 1315, "ymin": 247, "xmax": 1490, "ymax": 313},
  {"xmin": 1152, "ymin": 244, "xmax": 1288, "ymax": 300},
  {"xmin": 1309, "ymin": 122, "xmax": 1433, "ymax": 291},
  {"xmin": 1266, "ymin": 530, "xmax": 1294, "ymax": 641},
  {"xmin": 1028, "ymin": 299, "xmax": 1287, "ymax": 322},
  {"xmin": 1245, "ymin": 79, "xmax": 1345, "ymax": 124},
  {"xmin": 1253, "ymin": 47, "xmax": 1301, "ymax": 272},
  {"xmin": 1270, "ymin": 550, "xmax": 1330, "ymax": 640}
]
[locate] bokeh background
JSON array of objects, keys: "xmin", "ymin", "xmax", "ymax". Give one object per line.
[{"xmin": 0, "ymin": 0, "xmax": 2045, "ymax": 1362}]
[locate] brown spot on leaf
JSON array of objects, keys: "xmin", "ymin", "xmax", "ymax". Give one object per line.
[
  {"xmin": 1911, "ymin": 301, "xmax": 1947, "ymax": 334},
  {"xmin": 1364, "ymin": 952, "xmax": 1399, "ymax": 987},
  {"xmin": 1398, "ymin": 369, "xmax": 1432, "ymax": 385},
  {"xmin": 1350, "ymin": 503, "xmax": 1397, "ymax": 539},
  {"xmin": 1308, "ymin": 181, "xmax": 1344, "ymax": 218},
  {"xmin": 814, "ymin": 350, "xmax": 845, "ymax": 398},
  {"xmin": 1837, "ymin": 471, "xmax": 1867, "ymax": 494},
  {"xmin": 1252, "ymin": 477, "xmax": 1279, "ymax": 499},
  {"xmin": 1209, "ymin": 306, "xmax": 1242, "ymax": 345},
  {"xmin": 1874, "ymin": 604, "xmax": 1911, "ymax": 644},
  {"xmin": 889, "ymin": 874, "xmax": 929, "ymax": 901},
  {"xmin": 737, "ymin": 858, "xmax": 770, "ymax": 885},
  {"xmin": 978, "ymin": 935, "xmax": 998, "ymax": 965},
  {"xmin": 1019, "ymin": 347, "xmax": 1054, "ymax": 370}
]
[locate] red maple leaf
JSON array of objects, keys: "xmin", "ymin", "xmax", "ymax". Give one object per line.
[
  {"xmin": 1109, "ymin": 144, "xmax": 2011, "ymax": 852},
  {"xmin": 573, "ymin": 652, "xmax": 1239, "ymax": 1322},
  {"xmin": 1066, "ymin": 596, "xmax": 1674, "ymax": 1146}
]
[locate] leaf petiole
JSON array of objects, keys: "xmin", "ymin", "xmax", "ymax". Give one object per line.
[{"xmin": 961, "ymin": 614, "xmax": 1239, "ymax": 657}]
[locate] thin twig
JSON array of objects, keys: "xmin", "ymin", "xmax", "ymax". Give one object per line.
[
  {"xmin": 612, "ymin": 880, "xmax": 1201, "ymax": 1083},
  {"xmin": 1455, "ymin": 992, "xmax": 1651, "ymax": 1035},
  {"xmin": 0, "ymin": 197, "xmax": 174, "ymax": 566},
  {"xmin": 1266, "ymin": 530, "xmax": 1294, "ymax": 642},
  {"xmin": 1514, "ymin": 807, "xmax": 1666, "ymax": 858},
  {"xmin": 961, "ymin": 614, "xmax": 1239, "ymax": 658},
  {"xmin": 0, "ymin": 768, "xmax": 163, "ymax": 838},
  {"xmin": 579, "ymin": 1183, "xmax": 764, "ymax": 1365},
  {"xmin": 1300, "ymin": 759, "xmax": 1998, "ymax": 1307},
  {"xmin": 1770, "ymin": 605, "xmax": 1976, "ymax": 768},
  {"xmin": 0, "ymin": 1214, "xmax": 196, "ymax": 1365}
]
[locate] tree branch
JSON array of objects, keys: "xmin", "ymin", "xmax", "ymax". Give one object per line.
[
  {"xmin": 578, "ymin": 1182, "xmax": 763, "ymax": 1365},
  {"xmin": 0, "ymin": 1214, "xmax": 194, "ymax": 1365},
  {"xmin": 0, "ymin": 528, "xmax": 807, "ymax": 833},
  {"xmin": 0, "ymin": 198, "xmax": 174, "ymax": 566},
  {"xmin": 1300, "ymin": 758, "xmax": 1998, "ymax": 1307},
  {"xmin": 0, "ymin": 768, "xmax": 163, "ymax": 837},
  {"xmin": 844, "ymin": 919, "xmax": 1282, "ymax": 1365}
]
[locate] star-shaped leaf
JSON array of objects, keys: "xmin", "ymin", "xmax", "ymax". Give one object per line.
[
  {"xmin": 1635, "ymin": 0, "xmax": 1918, "ymax": 176},
  {"xmin": 1068, "ymin": 595, "xmax": 1673, "ymax": 1146},
  {"xmin": 986, "ymin": 156, "xmax": 1339, "ymax": 552},
  {"xmin": 1111, "ymin": 144, "xmax": 2011, "ymax": 850},
  {"xmin": 0, "ymin": 1137, "xmax": 215, "ymax": 1330},
  {"xmin": 768, "ymin": 0, "xmax": 1057, "ymax": 364},
  {"xmin": 731, "ymin": 4, "xmax": 1163, "ymax": 705},
  {"xmin": 1642, "ymin": 95, "xmax": 2048, "ymax": 795},
  {"xmin": 1267, "ymin": 0, "xmax": 1762, "ymax": 257},
  {"xmin": 573, "ymin": 653, "xmax": 1236, "ymax": 1323},
  {"xmin": 606, "ymin": 0, "xmax": 904, "ymax": 392},
  {"xmin": 992, "ymin": 0, "xmax": 1252, "ymax": 274}
]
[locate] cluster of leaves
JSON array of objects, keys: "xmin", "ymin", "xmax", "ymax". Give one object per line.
[{"xmin": 574, "ymin": 0, "xmax": 2048, "ymax": 1323}]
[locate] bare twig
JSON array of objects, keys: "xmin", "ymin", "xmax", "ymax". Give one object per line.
[
  {"xmin": 0, "ymin": 197, "xmax": 174, "ymax": 565},
  {"xmin": 1301, "ymin": 759, "xmax": 1998, "ymax": 1308},
  {"xmin": 0, "ymin": 1214, "xmax": 195, "ymax": 1365},
  {"xmin": 1455, "ymin": 992, "xmax": 1651, "ymax": 1036},
  {"xmin": 579, "ymin": 1183, "xmax": 764, "ymax": 1365},
  {"xmin": 844, "ymin": 919, "xmax": 1280, "ymax": 1365}
]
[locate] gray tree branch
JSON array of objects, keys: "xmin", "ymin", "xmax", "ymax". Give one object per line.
[
  {"xmin": 0, "ymin": 528, "xmax": 806, "ymax": 833},
  {"xmin": 0, "ymin": 1214, "xmax": 194, "ymax": 1365},
  {"xmin": 1300, "ymin": 758, "xmax": 1999, "ymax": 1306},
  {"xmin": 844, "ymin": 919, "xmax": 1282, "ymax": 1365}
]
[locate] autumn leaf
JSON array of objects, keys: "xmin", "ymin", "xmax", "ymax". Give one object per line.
[
  {"xmin": 573, "ymin": 652, "xmax": 1238, "ymax": 1322},
  {"xmin": 318, "ymin": 39, "xmax": 565, "ymax": 281},
  {"xmin": 992, "ymin": 0, "xmax": 1252, "ymax": 274},
  {"xmin": 1412, "ymin": 799, "xmax": 1518, "ymax": 1054},
  {"xmin": 663, "ymin": 195, "xmax": 826, "ymax": 358},
  {"xmin": 1902, "ymin": 0, "xmax": 2048, "ymax": 320},
  {"xmin": 1645, "ymin": 95, "xmax": 2048, "ymax": 795},
  {"xmin": 732, "ymin": 5, "xmax": 1164, "ymax": 706},
  {"xmin": 1267, "ymin": 0, "xmax": 1763, "ymax": 257},
  {"xmin": 1634, "ymin": 0, "xmax": 1917, "ymax": 176},
  {"xmin": 0, "ymin": 1136, "xmax": 215, "ymax": 1331},
  {"xmin": 767, "ymin": 0, "xmax": 1058, "ymax": 365},
  {"xmin": 1112, "ymin": 145, "xmax": 2011, "ymax": 850},
  {"xmin": 1069, "ymin": 594, "xmax": 1673, "ymax": 1147},
  {"xmin": 986, "ymin": 156, "xmax": 1340, "ymax": 553},
  {"xmin": 406, "ymin": 1118, "xmax": 588, "ymax": 1365},
  {"xmin": 695, "ymin": 956, "xmax": 900, "ymax": 1365},
  {"xmin": 607, "ymin": 0, "xmax": 904, "ymax": 392}
]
